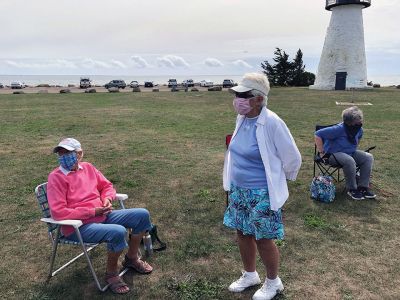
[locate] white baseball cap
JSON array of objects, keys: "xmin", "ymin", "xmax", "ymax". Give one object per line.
[
  {"xmin": 230, "ymin": 73, "xmax": 270, "ymax": 96},
  {"xmin": 53, "ymin": 138, "xmax": 82, "ymax": 153}
]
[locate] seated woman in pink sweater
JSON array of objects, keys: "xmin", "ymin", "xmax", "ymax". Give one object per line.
[{"xmin": 47, "ymin": 138, "xmax": 152, "ymax": 294}]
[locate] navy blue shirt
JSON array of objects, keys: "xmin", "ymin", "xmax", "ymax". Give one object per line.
[{"xmin": 315, "ymin": 123, "xmax": 363, "ymax": 155}]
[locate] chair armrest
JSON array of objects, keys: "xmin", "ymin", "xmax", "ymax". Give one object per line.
[
  {"xmin": 115, "ymin": 193, "xmax": 128, "ymax": 201},
  {"xmin": 365, "ymin": 146, "xmax": 376, "ymax": 153},
  {"xmin": 40, "ymin": 217, "xmax": 83, "ymax": 228}
]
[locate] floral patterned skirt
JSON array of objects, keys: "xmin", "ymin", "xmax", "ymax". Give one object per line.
[{"xmin": 223, "ymin": 184, "xmax": 284, "ymax": 240}]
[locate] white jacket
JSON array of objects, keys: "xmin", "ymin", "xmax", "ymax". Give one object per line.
[{"xmin": 223, "ymin": 107, "xmax": 302, "ymax": 211}]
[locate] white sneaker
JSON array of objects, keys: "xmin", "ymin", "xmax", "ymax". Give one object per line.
[
  {"xmin": 252, "ymin": 277, "xmax": 284, "ymax": 300},
  {"xmin": 228, "ymin": 271, "xmax": 261, "ymax": 293}
]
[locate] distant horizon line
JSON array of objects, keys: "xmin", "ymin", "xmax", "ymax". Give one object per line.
[{"xmin": 0, "ymin": 73, "xmax": 246, "ymax": 77}]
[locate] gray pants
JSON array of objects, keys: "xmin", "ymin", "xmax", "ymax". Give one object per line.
[{"xmin": 328, "ymin": 150, "xmax": 374, "ymax": 191}]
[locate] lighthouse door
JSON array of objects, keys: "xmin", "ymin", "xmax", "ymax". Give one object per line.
[{"xmin": 335, "ymin": 72, "xmax": 347, "ymax": 90}]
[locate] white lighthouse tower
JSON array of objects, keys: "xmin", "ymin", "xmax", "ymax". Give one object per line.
[{"xmin": 310, "ymin": 0, "xmax": 371, "ymax": 90}]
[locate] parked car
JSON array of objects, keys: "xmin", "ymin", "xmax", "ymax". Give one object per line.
[
  {"xmin": 182, "ymin": 79, "xmax": 194, "ymax": 87},
  {"xmin": 80, "ymin": 77, "xmax": 92, "ymax": 89},
  {"xmin": 11, "ymin": 81, "xmax": 24, "ymax": 89},
  {"xmin": 104, "ymin": 80, "xmax": 126, "ymax": 89},
  {"xmin": 129, "ymin": 80, "xmax": 139, "ymax": 88},
  {"xmin": 222, "ymin": 79, "xmax": 235, "ymax": 88},
  {"xmin": 168, "ymin": 79, "xmax": 177, "ymax": 88},
  {"xmin": 200, "ymin": 80, "xmax": 213, "ymax": 87},
  {"xmin": 144, "ymin": 81, "xmax": 154, "ymax": 88},
  {"xmin": 0, "ymin": 83, "xmax": 4, "ymax": 88}
]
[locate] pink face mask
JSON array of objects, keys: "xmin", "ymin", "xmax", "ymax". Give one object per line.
[{"xmin": 233, "ymin": 97, "xmax": 252, "ymax": 115}]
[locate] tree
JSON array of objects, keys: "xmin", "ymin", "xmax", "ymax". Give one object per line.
[
  {"xmin": 261, "ymin": 60, "xmax": 277, "ymax": 86},
  {"xmin": 261, "ymin": 48, "xmax": 315, "ymax": 86},
  {"xmin": 262, "ymin": 48, "xmax": 292, "ymax": 86},
  {"xmin": 301, "ymin": 71, "xmax": 316, "ymax": 86},
  {"xmin": 290, "ymin": 49, "xmax": 305, "ymax": 86}
]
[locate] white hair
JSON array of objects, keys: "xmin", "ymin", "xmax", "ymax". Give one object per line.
[
  {"xmin": 243, "ymin": 72, "xmax": 270, "ymax": 106},
  {"xmin": 251, "ymin": 90, "xmax": 268, "ymax": 106},
  {"xmin": 342, "ymin": 106, "xmax": 363, "ymax": 124}
]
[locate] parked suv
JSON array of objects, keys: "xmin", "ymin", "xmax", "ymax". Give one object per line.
[
  {"xmin": 11, "ymin": 81, "xmax": 24, "ymax": 89},
  {"xmin": 222, "ymin": 79, "xmax": 235, "ymax": 88},
  {"xmin": 182, "ymin": 79, "xmax": 194, "ymax": 87},
  {"xmin": 144, "ymin": 81, "xmax": 154, "ymax": 88},
  {"xmin": 105, "ymin": 80, "xmax": 126, "ymax": 89},
  {"xmin": 0, "ymin": 83, "xmax": 4, "ymax": 88},
  {"xmin": 80, "ymin": 77, "xmax": 92, "ymax": 89},
  {"xmin": 168, "ymin": 79, "xmax": 177, "ymax": 88}
]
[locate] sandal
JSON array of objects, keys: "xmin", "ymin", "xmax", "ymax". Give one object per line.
[
  {"xmin": 105, "ymin": 273, "xmax": 130, "ymax": 294},
  {"xmin": 123, "ymin": 255, "xmax": 153, "ymax": 274}
]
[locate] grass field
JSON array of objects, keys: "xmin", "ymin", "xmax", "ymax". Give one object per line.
[{"xmin": 0, "ymin": 87, "xmax": 399, "ymax": 300}]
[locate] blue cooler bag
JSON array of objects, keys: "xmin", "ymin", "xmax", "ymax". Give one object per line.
[{"xmin": 310, "ymin": 175, "xmax": 336, "ymax": 203}]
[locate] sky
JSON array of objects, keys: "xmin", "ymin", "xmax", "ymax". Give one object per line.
[{"xmin": 1, "ymin": 0, "xmax": 399, "ymax": 83}]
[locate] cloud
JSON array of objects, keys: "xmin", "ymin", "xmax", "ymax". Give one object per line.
[
  {"xmin": 130, "ymin": 55, "xmax": 151, "ymax": 68},
  {"xmin": 232, "ymin": 59, "xmax": 253, "ymax": 68},
  {"xmin": 5, "ymin": 59, "xmax": 77, "ymax": 69},
  {"xmin": 156, "ymin": 55, "xmax": 189, "ymax": 68},
  {"xmin": 204, "ymin": 58, "xmax": 223, "ymax": 67},
  {"xmin": 81, "ymin": 58, "xmax": 111, "ymax": 69},
  {"xmin": 110, "ymin": 59, "xmax": 127, "ymax": 69}
]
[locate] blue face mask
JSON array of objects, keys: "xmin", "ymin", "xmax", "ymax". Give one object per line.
[{"xmin": 58, "ymin": 152, "xmax": 78, "ymax": 171}]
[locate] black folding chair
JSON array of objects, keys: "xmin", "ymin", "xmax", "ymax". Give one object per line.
[{"xmin": 313, "ymin": 124, "xmax": 375, "ymax": 182}]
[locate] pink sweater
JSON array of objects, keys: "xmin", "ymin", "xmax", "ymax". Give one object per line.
[{"xmin": 47, "ymin": 162, "xmax": 116, "ymax": 236}]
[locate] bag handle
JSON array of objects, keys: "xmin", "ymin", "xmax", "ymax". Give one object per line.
[
  {"xmin": 150, "ymin": 225, "xmax": 167, "ymax": 252},
  {"xmin": 152, "ymin": 235, "xmax": 167, "ymax": 252}
]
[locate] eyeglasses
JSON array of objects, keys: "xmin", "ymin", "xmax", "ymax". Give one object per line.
[
  {"xmin": 235, "ymin": 92, "xmax": 254, "ymax": 99},
  {"xmin": 56, "ymin": 149, "xmax": 75, "ymax": 157}
]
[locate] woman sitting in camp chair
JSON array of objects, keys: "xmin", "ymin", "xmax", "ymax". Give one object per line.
[
  {"xmin": 314, "ymin": 106, "xmax": 376, "ymax": 200},
  {"xmin": 47, "ymin": 138, "xmax": 153, "ymax": 294}
]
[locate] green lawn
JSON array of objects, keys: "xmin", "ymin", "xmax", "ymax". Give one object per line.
[{"xmin": 0, "ymin": 87, "xmax": 399, "ymax": 299}]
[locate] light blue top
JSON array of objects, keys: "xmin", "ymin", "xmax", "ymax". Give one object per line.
[{"xmin": 229, "ymin": 116, "xmax": 268, "ymax": 188}]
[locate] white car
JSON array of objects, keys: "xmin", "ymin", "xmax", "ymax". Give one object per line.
[
  {"xmin": 129, "ymin": 81, "xmax": 139, "ymax": 88},
  {"xmin": 11, "ymin": 81, "xmax": 24, "ymax": 89},
  {"xmin": 200, "ymin": 80, "xmax": 213, "ymax": 87}
]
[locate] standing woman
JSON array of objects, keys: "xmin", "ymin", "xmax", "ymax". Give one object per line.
[{"xmin": 223, "ymin": 73, "xmax": 301, "ymax": 300}]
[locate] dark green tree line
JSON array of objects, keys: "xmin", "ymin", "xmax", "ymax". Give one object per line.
[{"xmin": 261, "ymin": 48, "xmax": 315, "ymax": 86}]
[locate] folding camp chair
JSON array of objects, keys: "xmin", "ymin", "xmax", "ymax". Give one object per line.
[
  {"xmin": 313, "ymin": 124, "xmax": 376, "ymax": 183},
  {"xmin": 225, "ymin": 134, "xmax": 233, "ymax": 206},
  {"xmin": 35, "ymin": 182, "xmax": 130, "ymax": 292},
  {"xmin": 313, "ymin": 124, "xmax": 344, "ymax": 182}
]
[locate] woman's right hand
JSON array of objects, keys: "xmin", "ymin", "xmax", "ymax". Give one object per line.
[{"xmin": 95, "ymin": 206, "xmax": 112, "ymax": 216}]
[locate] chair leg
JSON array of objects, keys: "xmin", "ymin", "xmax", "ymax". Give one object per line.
[
  {"xmin": 75, "ymin": 229, "xmax": 131, "ymax": 292},
  {"xmin": 48, "ymin": 227, "xmax": 61, "ymax": 280},
  {"xmin": 74, "ymin": 228, "xmax": 104, "ymax": 291}
]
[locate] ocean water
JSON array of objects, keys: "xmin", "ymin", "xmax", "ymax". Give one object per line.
[
  {"xmin": 0, "ymin": 74, "xmax": 398, "ymax": 87},
  {"xmin": 0, "ymin": 74, "xmax": 244, "ymax": 87}
]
